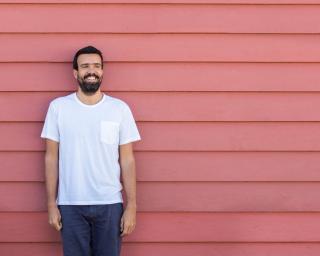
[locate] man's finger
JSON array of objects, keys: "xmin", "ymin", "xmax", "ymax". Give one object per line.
[
  {"xmin": 120, "ymin": 217, "xmax": 124, "ymax": 232},
  {"xmin": 127, "ymin": 224, "xmax": 132, "ymax": 235},
  {"xmin": 127, "ymin": 224, "xmax": 135, "ymax": 235},
  {"xmin": 121, "ymin": 223, "xmax": 129, "ymax": 237},
  {"xmin": 53, "ymin": 221, "xmax": 59, "ymax": 231},
  {"xmin": 131, "ymin": 224, "xmax": 136, "ymax": 233},
  {"xmin": 57, "ymin": 221, "xmax": 63, "ymax": 231},
  {"xmin": 51, "ymin": 219, "xmax": 62, "ymax": 231}
]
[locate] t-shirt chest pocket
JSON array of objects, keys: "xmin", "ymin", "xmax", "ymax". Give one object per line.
[{"xmin": 100, "ymin": 121, "xmax": 120, "ymax": 145}]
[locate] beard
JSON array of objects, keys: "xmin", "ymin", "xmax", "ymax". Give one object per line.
[{"xmin": 77, "ymin": 73, "xmax": 102, "ymax": 95}]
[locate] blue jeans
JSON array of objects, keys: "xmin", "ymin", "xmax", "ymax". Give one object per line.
[{"xmin": 58, "ymin": 203, "xmax": 123, "ymax": 256}]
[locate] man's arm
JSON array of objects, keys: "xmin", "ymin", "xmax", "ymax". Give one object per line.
[
  {"xmin": 119, "ymin": 142, "xmax": 137, "ymax": 236},
  {"xmin": 44, "ymin": 139, "xmax": 62, "ymax": 231}
]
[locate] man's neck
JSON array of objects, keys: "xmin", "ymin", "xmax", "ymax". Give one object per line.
[{"xmin": 76, "ymin": 89, "xmax": 104, "ymax": 105}]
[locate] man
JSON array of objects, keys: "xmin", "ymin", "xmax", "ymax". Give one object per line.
[{"xmin": 40, "ymin": 45, "xmax": 141, "ymax": 256}]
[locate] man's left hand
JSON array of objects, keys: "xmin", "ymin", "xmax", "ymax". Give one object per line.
[{"xmin": 120, "ymin": 205, "xmax": 136, "ymax": 237}]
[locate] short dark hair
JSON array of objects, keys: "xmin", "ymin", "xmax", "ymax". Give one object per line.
[{"xmin": 73, "ymin": 45, "xmax": 104, "ymax": 70}]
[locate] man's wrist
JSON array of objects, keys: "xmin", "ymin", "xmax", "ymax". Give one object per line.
[
  {"xmin": 47, "ymin": 201, "xmax": 57, "ymax": 208},
  {"xmin": 126, "ymin": 201, "xmax": 137, "ymax": 209}
]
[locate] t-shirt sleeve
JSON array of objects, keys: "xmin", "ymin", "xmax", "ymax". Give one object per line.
[
  {"xmin": 119, "ymin": 104, "xmax": 141, "ymax": 145},
  {"xmin": 40, "ymin": 102, "xmax": 60, "ymax": 142}
]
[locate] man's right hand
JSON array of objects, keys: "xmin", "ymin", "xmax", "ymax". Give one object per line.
[{"xmin": 48, "ymin": 204, "xmax": 62, "ymax": 231}]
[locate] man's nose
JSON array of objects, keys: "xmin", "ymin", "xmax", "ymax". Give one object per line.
[{"xmin": 88, "ymin": 65, "xmax": 96, "ymax": 72}]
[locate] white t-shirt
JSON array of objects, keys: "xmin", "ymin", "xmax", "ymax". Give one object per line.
[{"xmin": 40, "ymin": 92, "xmax": 141, "ymax": 205}]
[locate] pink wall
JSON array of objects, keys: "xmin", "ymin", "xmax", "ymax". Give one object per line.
[{"xmin": 1, "ymin": 1, "xmax": 320, "ymax": 255}]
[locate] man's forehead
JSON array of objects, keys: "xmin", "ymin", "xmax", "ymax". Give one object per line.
[{"xmin": 78, "ymin": 53, "xmax": 102, "ymax": 64}]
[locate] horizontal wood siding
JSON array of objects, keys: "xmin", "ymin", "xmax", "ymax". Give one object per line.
[
  {"xmin": 0, "ymin": 1, "xmax": 319, "ymax": 256},
  {"xmin": 2, "ymin": 243, "xmax": 320, "ymax": 256}
]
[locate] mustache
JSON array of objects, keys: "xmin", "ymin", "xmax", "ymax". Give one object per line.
[{"xmin": 83, "ymin": 73, "xmax": 100, "ymax": 80}]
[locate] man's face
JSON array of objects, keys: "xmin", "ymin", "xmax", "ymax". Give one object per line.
[{"xmin": 74, "ymin": 53, "xmax": 103, "ymax": 95}]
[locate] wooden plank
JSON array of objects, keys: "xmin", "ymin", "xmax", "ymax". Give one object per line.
[
  {"xmin": 4, "ymin": 91, "xmax": 320, "ymax": 121},
  {"xmin": 3, "ymin": 122, "xmax": 320, "ymax": 151},
  {"xmin": 122, "ymin": 243, "xmax": 320, "ymax": 256},
  {"xmin": 2, "ymin": 242, "xmax": 320, "ymax": 256},
  {"xmin": 2, "ymin": 0, "xmax": 320, "ymax": 3},
  {"xmin": 0, "ymin": 34, "xmax": 320, "ymax": 62},
  {"xmin": 2, "ymin": 212, "xmax": 320, "ymax": 242},
  {"xmin": 1, "ymin": 0, "xmax": 320, "ymax": 3},
  {"xmin": 135, "ymin": 152, "xmax": 320, "ymax": 181},
  {"xmin": 137, "ymin": 122, "xmax": 320, "ymax": 151},
  {"xmin": 109, "ymin": 92, "xmax": 320, "ymax": 121},
  {"xmin": 0, "ymin": 243, "xmax": 62, "ymax": 256},
  {"xmin": 1, "ymin": 5, "xmax": 320, "ymax": 33},
  {"xmin": 2, "ymin": 151, "xmax": 320, "ymax": 182},
  {"xmin": 2, "ymin": 62, "xmax": 320, "ymax": 92},
  {"xmin": 2, "ymin": 181, "xmax": 320, "ymax": 212}
]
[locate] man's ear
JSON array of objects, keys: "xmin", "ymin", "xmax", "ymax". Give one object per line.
[{"xmin": 73, "ymin": 69, "xmax": 78, "ymax": 79}]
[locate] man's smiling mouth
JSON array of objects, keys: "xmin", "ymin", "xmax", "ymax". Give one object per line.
[{"xmin": 84, "ymin": 75, "xmax": 99, "ymax": 82}]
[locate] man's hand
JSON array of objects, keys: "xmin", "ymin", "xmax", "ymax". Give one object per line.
[
  {"xmin": 120, "ymin": 205, "xmax": 136, "ymax": 236},
  {"xmin": 48, "ymin": 204, "xmax": 62, "ymax": 231}
]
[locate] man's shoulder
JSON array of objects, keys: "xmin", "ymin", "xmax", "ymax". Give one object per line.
[
  {"xmin": 104, "ymin": 94, "xmax": 130, "ymax": 111},
  {"xmin": 49, "ymin": 92, "xmax": 75, "ymax": 107}
]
